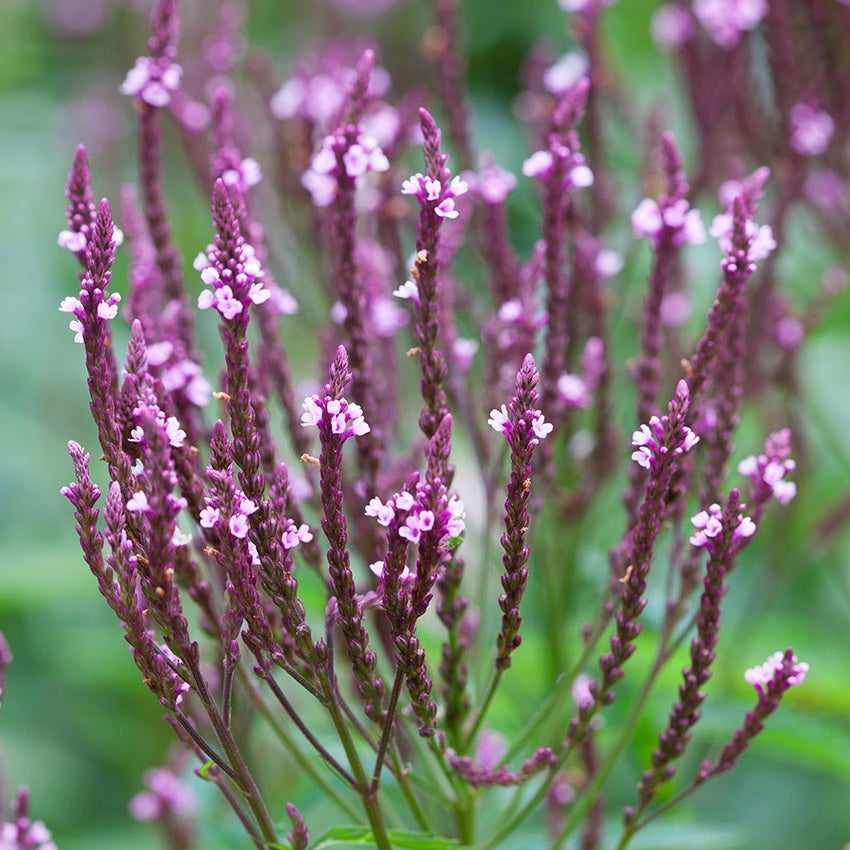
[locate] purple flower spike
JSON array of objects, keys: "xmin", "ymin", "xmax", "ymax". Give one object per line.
[
  {"xmin": 575, "ymin": 380, "xmax": 698, "ymax": 734},
  {"xmin": 312, "ymin": 346, "xmax": 384, "ymax": 722},
  {"xmin": 58, "ymin": 145, "xmax": 101, "ymax": 262},
  {"xmin": 447, "ymin": 746, "xmax": 556, "ymax": 788},
  {"xmin": 630, "ymin": 382, "xmax": 699, "ymax": 470},
  {"xmin": 196, "ymin": 181, "xmax": 270, "ymax": 319},
  {"xmin": 61, "ymin": 199, "xmax": 134, "ymax": 494},
  {"xmin": 1, "ymin": 788, "xmax": 57, "ymax": 850},
  {"xmin": 694, "ymin": 648, "xmax": 807, "ymax": 785},
  {"xmin": 489, "ymin": 355, "xmax": 552, "ymax": 670},
  {"xmin": 630, "ymin": 132, "xmax": 701, "ymax": 433},
  {"xmin": 121, "ymin": 0, "xmax": 182, "ymax": 108},
  {"xmin": 400, "ymin": 109, "xmax": 458, "ymax": 443},
  {"xmin": 285, "ymin": 803, "xmax": 309, "ymax": 850},
  {"xmin": 628, "ymin": 489, "xmax": 755, "ymax": 821},
  {"xmin": 738, "ymin": 428, "xmax": 797, "ymax": 517}
]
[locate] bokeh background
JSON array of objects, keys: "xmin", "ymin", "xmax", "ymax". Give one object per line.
[{"xmin": 1, "ymin": 1, "xmax": 849, "ymax": 848}]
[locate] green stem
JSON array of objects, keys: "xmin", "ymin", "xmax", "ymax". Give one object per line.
[
  {"xmin": 462, "ymin": 667, "xmax": 502, "ymax": 753},
  {"xmin": 372, "ymin": 669, "xmax": 405, "ymax": 790},
  {"xmin": 549, "ymin": 644, "xmax": 676, "ymax": 850},
  {"xmin": 189, "ymin": 660, "xmax": 279, "ymax": 844},
  {"xmin": 389, "ymin": 750, "xmax": 431, "ymax": 832},
  {"xmin": 324, "ymin": 683, "xmax": 393, "ymax": 850}
]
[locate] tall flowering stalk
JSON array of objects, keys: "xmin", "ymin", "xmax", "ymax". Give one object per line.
[{"xmin": 48, "ymin": 3, "xmax": 834, "ymax": 849}]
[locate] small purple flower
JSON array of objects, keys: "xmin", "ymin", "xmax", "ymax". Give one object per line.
[
  {"xmin": 401, "ymin": 172, "xmax": 469, "ymax": 220},
  {"xmin": 488, "ymin": 403, "xmax": 553, "ymax": 445},
  {"xmin": 300, "ymin": 393, "xmax": 370, "ymax": 438},
  {"xmin": 473, "ymin": 156, "xmax": 517, "ymax": 205},
  {"xmin": 789, "ymin": 103, "xmax": 834, "ymax": 157},
  {"xmin": 738, "ymin": 429, "xmax": 797, "ymax": 505},
  {"xmin": 652, "ymin": 4, "xmax": 696, "ymax": 49},
  {"xmin": 365, "ymin": 496, "xmax": 395, "ymax": 527},
  {"xmin": 556, "ymin": 373, "xmax": 590, "ymax": 409},
  {"xmin": 393, "ymin": 279, "xmax": 420, "ymax": 303},
  {"xmin": 130, "ymin": 766, "xmax": 197, "ymax": 822},
  {"xmin": 126, "ymin": 490, "xmax": 152, "ymax": 514},
  {"xmin": 709, "ymin": 211, "xmax": 776, "ymax": 264},
  {"xmin": 281, "ymin": 520, "xmax": 313, "ymax": 550},
  {"xmin": 120, "ymin": 55, "xmax": 183, "ymax": 107},
  {"xmin": 693, "ymin": 0, "xmax": 766, "ymax": 49},
  {"xmin": 302, "ymin": 131, "xmax": 390, "ymax": 207},
  {"xmin": 631, "ymin": 197, "xmax": 706, "ymax": 247},
  {"xmin": 631, "ymin": 407, "xmax": 699, "ymax": 470},
  {"xmin": 195, "ymin": 235, "xmax": 270, "ymax": 319},
  {"xmin": 744, "ymin": 651, "xmax": 808, "ymax": 695},
  {"xmin": 689, "ymin": 502, "xmax": 756, "ymax": 550},
  {"xmin": 522, "ymin": 146, "xmax": 594, "ymax": 188}
]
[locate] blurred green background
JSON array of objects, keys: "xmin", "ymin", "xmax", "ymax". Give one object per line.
[{"xmin": 1, "ymin": 1, "xmax": 849, "ymax": 848}]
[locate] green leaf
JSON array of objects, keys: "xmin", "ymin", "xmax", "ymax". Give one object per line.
[{"xmin": 310, "ymin": 827, "xmax": 475, "ymax": 850}]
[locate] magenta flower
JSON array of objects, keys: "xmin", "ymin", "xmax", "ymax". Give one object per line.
[
  {"xmin": 302, "ymin": 131, "xmax": 390, "ymax": 207},
  {"xmin": 738, "ymin": 429, "xmax": 797, "ymax": 505},
  {"xmin": 689, "ymin": 503, "xmax": 756, "ymax": 550},
  {"xmin": 789, "ymin": 104, "xmax": 835, "ymax": 157},
  {"xmin": 301, "ymin": 393, "xmax": 370, "ymax": 438},
  {"xmin": 195, "ymin": 236, "xmax": 270, "ymax": 318},
  {"xmin": 120, "ymin": 56, "xmax": 183, "ymax": 107},
  {"xmin": 745, "ymin": 651, "xmax": 808, "ymax": 695},
  {"xmin": 631, "ymin": 197, "xmax": 706, "ymax": 247},
  {"xmin": 631, "ymin": 406, "xmax": 699, "ymax": 470},
  {"xmin": 692, "ymin": 0, "xmax": 766, "ymax": 48},
  {"xmin": 401, "ymin": 172, "xmax": 469, "ymax": 219}
]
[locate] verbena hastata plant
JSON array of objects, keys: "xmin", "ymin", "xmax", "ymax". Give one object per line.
[{"xmin": 42, "ymin": 0, "xmax": 849, "ymax": 847}]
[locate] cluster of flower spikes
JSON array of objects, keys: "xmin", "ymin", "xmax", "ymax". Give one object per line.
[
  {"xmin": 193, "ymin": 182, "xmax": 271, "ymax": 320},
  {"xmin": 737, "ymin": 428, "xmax": 797, "ymax": 506},
  {"xmin": 302, "ymin": 128, "xmax": 390, "ymax": 207}
]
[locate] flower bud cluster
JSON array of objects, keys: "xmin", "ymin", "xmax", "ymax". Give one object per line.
[
  {"xmin": 301, "ymin": 394, "xmax": 371, "ymax": 439},
  {"xmin": 744, "ymin": 650, "xmax": 809, "ymax": 695},
  {"xmin": 194, "ymin": 238, "xmax": 270, "ymax": 320},
  {"xmin": 302, "ymin": 130, "xmax": 390, "ymax": 207},
  {"xmin": 365, "ymin": 487, "xmax": 466, "ymax": 546},
  {"xmin": 737, "ymin": 428, "xmax": 797, "ymax": 505},
  {"xmin": 631, "ymin": 196, "xmax": 706, "ymax": 248},
  {"xmin": 400, "ymin": 172, "xmax": 469, "ymax": 220},
  {"xmin": 631, "ymin": 407, "xmax": 699, "ymax": 470},
  {"xmin": 710, "ymin": 209, "xmax": 776, "ymax": 268},
  {"xmin": 120, "ymin": 56, "xmax": 183, "ymax": 107},
  {"xmin": 522, "ymin": 145, "xmax": 594, "ymax": 190},
  {"xmin": 689, "ymin": 502, "xmax": 756, "ymax": 550}
]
